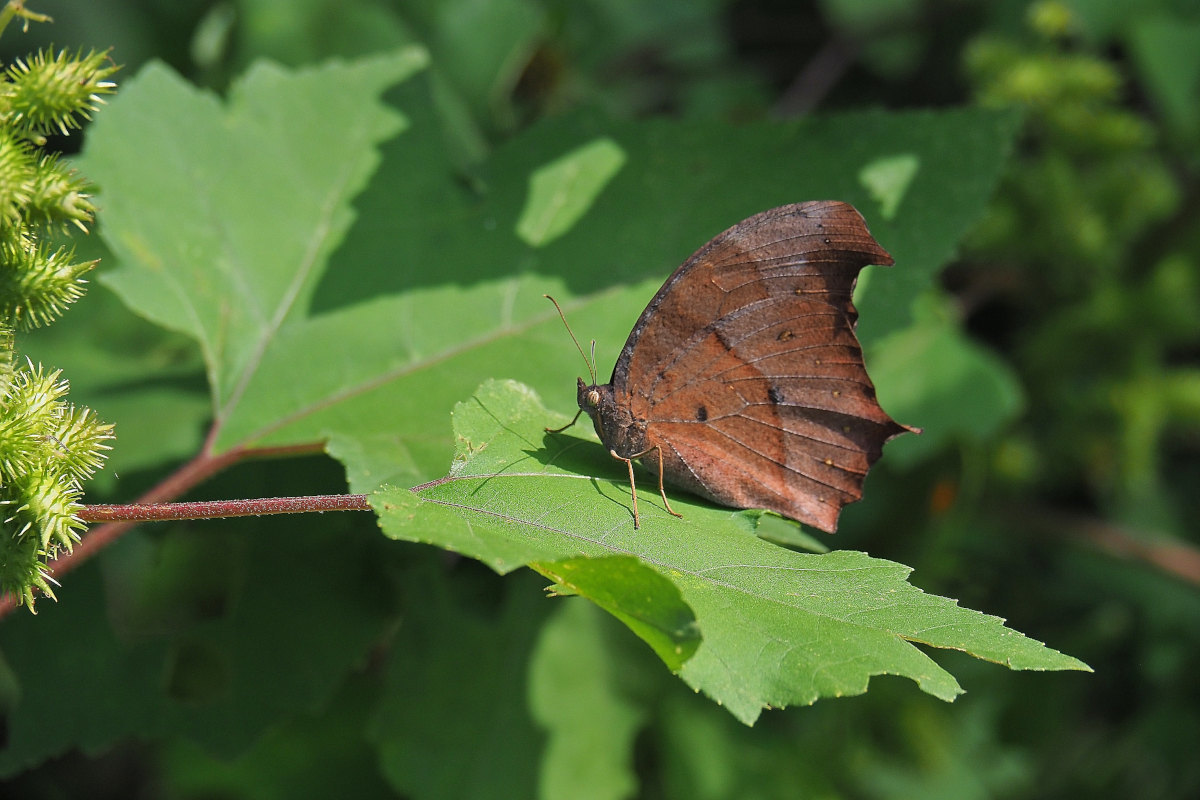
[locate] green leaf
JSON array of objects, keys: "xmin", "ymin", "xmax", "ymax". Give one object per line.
[
  {"xmin": 529, "ymin": 600, "xmax": 648, "ymax": 800},
  {"xmin": 750, "ymin": 509, "xmax": 830, "ymax": 553},
  {"xmin": 516, "ymin": 137, "xmax": 628, "ymax": 247},
  {"xmin": 532, "ymin": 555, "xmax": 700, "ymax": 671},
  {"xmin": 81, "ymin": 49, "xmax": 428, "ymax": 429},
  {"xmin": 375, "ymin": 379, "xmax": 1091, "ymax": 724},
  {"xmin": 70, "ymin": 54, "xmax": 1046, "ymax": 727}
]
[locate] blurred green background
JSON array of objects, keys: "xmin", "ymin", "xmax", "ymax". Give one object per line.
[{"xmin": 2, "ymin": 0, "xmax": 1199, "ymax": 797}]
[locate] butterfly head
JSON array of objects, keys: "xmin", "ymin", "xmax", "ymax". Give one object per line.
[
  {"xmin": 575, "ymin": 376, "xmax": 603, "ymax": 416},
  {"xmin": 575, "ymin": 377, "xmax": 648, "ymax": 459},
  {"xmin": 576, "ymin": 377, "xmax": 612, "ymax": 437}
]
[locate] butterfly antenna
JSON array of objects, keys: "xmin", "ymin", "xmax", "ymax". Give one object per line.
[{"xmin": 544, "ymin": 295, "xmax": 597, "ymax": 384}]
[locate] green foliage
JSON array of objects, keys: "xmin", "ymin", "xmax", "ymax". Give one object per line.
[
  {"xmin": 5, "ymin": 41, "xmax": 1073, "ymax": 777},
  {"xmin": 529, "ymin": 599, "xmax": 648, "ymax": 800},
  {"xmin": 79, "ymin": 56, "xmax": 1022, "ymax": 473},
  {"xmin": 962, "ymin": 0, "xmax": 1199, "ymax": 529},
  {"xmin": 3, "ymin": 0, "xmax": 1199, "ymax": 798},
  {"xmin": 0, "ymin": 13, "xmax": 115, "ymax": 611}
]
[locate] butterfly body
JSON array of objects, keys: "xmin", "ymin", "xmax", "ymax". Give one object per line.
[{"xmin": 570, "ymin": 201, "xmax": 914, "ymax": 533}]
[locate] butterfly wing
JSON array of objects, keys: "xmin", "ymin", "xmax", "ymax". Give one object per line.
[{"xmin": 610, "ymin": 201, "xmax": 911, "ymax": 532}]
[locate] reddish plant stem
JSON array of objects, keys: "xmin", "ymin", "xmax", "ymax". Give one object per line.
[
  {"xmin": 0, "ymin": 440, "xmax": 353, "ymax": 619},
  {"xmin": 81, "ymin": 494, "xmax": 371, "ymax": 522}
]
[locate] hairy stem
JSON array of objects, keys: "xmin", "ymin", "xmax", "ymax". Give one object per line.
[{"xmin": 81, "ymin": 494, "xmax": 370, "ymax": 522}]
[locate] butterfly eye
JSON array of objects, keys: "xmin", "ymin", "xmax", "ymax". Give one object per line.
[{"xmin": 587, "ymin": 390, "xmax": 600, "ymax": 407}]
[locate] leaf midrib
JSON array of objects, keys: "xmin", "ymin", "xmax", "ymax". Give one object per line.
[{"xmin": 213, "ymin": 107, "xmax": 385, "ymax": 439}]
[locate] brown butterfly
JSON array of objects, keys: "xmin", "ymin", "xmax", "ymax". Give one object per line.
[{"xmin": 549, "ymin": 201, "xmax": 916, "ymax": 531}]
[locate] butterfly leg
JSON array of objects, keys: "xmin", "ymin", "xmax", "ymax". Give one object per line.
[
  {"xmin": 650, "ymin": 445, "xmax": 684, "ymax": 520},
  {"xmin": 545, "ymin": 407, "xmax": 583, "ymax": 434},
  {"xmin": 616, "ymin": 444, "xmax": 685, "ymax": 527},
  {"xmin": 608, "ymin": 449, "xmax": 641, "ymax": 528}
]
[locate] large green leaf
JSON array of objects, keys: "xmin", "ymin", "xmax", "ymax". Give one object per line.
[
  {"xmin": 83, "ymin": 49, "xmax": 428, "ymax": 426},
  {"xmin": 374, "ymin": 379, "xmax": 1090, "ymax": 724}
]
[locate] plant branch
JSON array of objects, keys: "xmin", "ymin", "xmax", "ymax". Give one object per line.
[
  {"xmin": 1064, "ymin": 513, "xmax": 1200, "ymax": 587},
  {"xmin": 1027, "ymin": 507, "xmax": 1200, "ymax": 588},
  {"xmin": 773, "ymin": 36, "xmax": 859, "ymax": 118}
]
